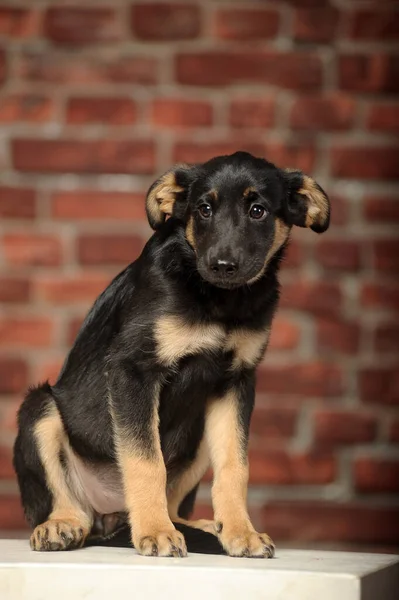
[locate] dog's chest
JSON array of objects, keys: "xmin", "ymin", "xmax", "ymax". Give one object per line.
[{"xmin": 154, "ymin": 315, "xmax": 269, "ymax": 370}]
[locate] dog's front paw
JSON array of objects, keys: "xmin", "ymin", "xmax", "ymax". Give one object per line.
[
  {"xmin": 30, "ymin": 518, "xmax": 88, "ymax": 551},
  {"xmin": 219, "ymin": 526, "xmax": 275, "ymax": 558},
  {"xmin": 134, "ymin": 528, "xmax": 187, "ymax": 557}
]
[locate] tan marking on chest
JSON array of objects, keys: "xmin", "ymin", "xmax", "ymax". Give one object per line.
[
  {"xmin": 226, "ymin": 327, "xmax": 270, "ymax": 368},
  {"xmin": 155, "ymin": 315, "xmax": 226, "ymax": 365}
]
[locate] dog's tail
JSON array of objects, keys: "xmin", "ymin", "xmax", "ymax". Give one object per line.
[{"xmin": 85, "ymin": 522, "xmax": 225, "ymax": 555}]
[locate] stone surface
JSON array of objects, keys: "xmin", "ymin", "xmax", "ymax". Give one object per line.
[{"xmin": 0, "ymin": 540, "xmax": 398, "ymax": 600}]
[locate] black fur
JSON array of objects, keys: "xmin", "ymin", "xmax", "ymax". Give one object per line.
[{"xmin": 13, "ymin": 151, "xmax": 329, "ymax": 555}]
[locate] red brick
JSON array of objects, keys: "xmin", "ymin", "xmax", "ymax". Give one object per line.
[
  {"xmin": 257, "ymin": 362, "xmax": 343, "ymax": 398},
  {"xmin": 0, "ymin": 95, "xmax": 53, "ymax": 123},
  {"xmin": 0, "ymin": 445, "xmax": 14, "ymax": 480},
  {"xmin": 367, "ymin": 104, "xmax": 399, "ymax": 134},
  {"xmin": 0, "ymin": 399, "xmax": 20, "ymax": 433},
  {"xmin": 0, "ymin": 358, "xmax": 28, "ymax": 393},
  {"xmin": 3, "ymin": 234, "xmax": 62, "ymax": 267},
  {"xmin": 290, "ymin": 94, "xmax": 355, "ymax": 131},
  {"xmin": 359, "ymin": 368, "xmax": 399, "ymax": 405},
  {"xmin": 316, "ymin": 239, "xmax": 361, "ymax": 271},
  {"xmin": 34, "ymin": 274, "xmax": 110, "ymax": 305},
  {"xmin": 266, "ymin": 142, "xmax": 316, "ymax": 172},
  {"xmin": 329, "ymin": 194, "xmax": 349, "ymax": 227},
  {"xmin": 283, "ymin": 239, "xmax": 305, "ymax": 269},
  {"xmin": 364, "ymin": 197, "xmax": 399, "ymax": 222},
  {"xmin": 361, "ymin": 282, "xmax": 399, "ymax": 312},
  {"xmin": 262, "ymin": 502, "xmax": 399, "ymax": 543},
  {"xmin": 36, "ymin": 359, "xmax": 63, "ymax": 386},
  {"xmin": 0, "ymin": 496, "xmax": 26, "ymax": 530},
  {"xmin": 314, "ymin": 410, "xmax": 377, "ymax": 447},
  {"xmin": 338, "ymin": 54, "xmax": 399, "ymax": 93},
  {"xmin": 131, "ymin": 3, "xmax": 200, "ymax": 40},
  {"xmin": 389, "ymin": 418, "xmax": 399, "ymax": 443},
  {"xmin": 44, "ymin": 8, "xmax": 122, "ymax": 45},
  {"xmin": 151, "ymin": 99, "xmax": 213, "ymax": 129},
  {"xmin": 173, "ymin": 140, "xmax": 266, "ymax": 165},
  {"xmin": 331, "ymin": 146, "xmax": 399, "ymax": 180},
  {"xmin": 0, "ymin": 8, "xmax": 40, "ymax": 38},
  {"xmin": 250, "ymin": 406, "xmax": 298, "ymax": 439},
  {"xmin": 176, "ymin": 51, "xmax": 322, "ymax": 90},
  {"xmin": 229, "ymin": 98, "xmax": 275, "ymax": 129},
  {"xmin": 0, "ymin": 317, "xmax": 53, "ymax": 348},
  {"xmin": 191, "ymin": 503, "xmax": 213, "ymax": 522},
  {"xmin": 12, "ymin": 139, "xmax": 155, "ymax": 175},
  {"xmin": 280, "ymin": 281, "xmax": 342, "ymax": 317},
  {"xmin": 317, "ymin": 318, "xmax": 360, "ymax": 355},
  {"xmin": 272, "ymin": 0, "xmax": 330, "ymax": 5},
  {"xmin": 348, "ymin": 10, "xmax": 399, "ymax": 40},
  {"xmin": 249, "ymin": 450, "xmax": 336, "ymax": 485},
  {"xmin": 293, "ymin": 7, "xmax": 339, "ymax": 43},
  {"xmin": 173, "ymin": 141, "xmax": 315, "ymax": 173},
  {"xmin": 213, "ymin": 9, "xmax": 279, "ymax": 40},
  {"xmin": 354, "ymin": 458, "xmax": 399, "ymax": 493},
  {"xmin": 0, "ymin": 188, "xmax": 36, "ymax": 219},
  {"xmin": 0, "ymin": 47, "xmax": 6, "ymax": 85},
  {"xmin": 373, "ymin": 239, "xmax": 399, "ymax": 271},
  {"xmin": 374, "ymin": 323, "xmax": 399, "ymax": 353},
  {"xmin": 67, "ymin": 317, "xmax": 85, "ymax": 346},
  {"xmin": 66, "ymin": 97, "xmax": 137, "ymax": 125},
  {"xmin": 268, "ymin": 317, "xmax": 300, "ymax": 351},
  {"xmin": 0, "ymin": 277, "xmax": 31, "ymax": 304},
  {"xmin": 18, "ymin": 51, "xmax": 158, "ymax": 85},
  {"xmin": 51, "ymin": 191, "xmax": 146, "ymax": 222},
  {"xmin": 77, "ymin": 235, "xmax": 144, "ymax": 266}
]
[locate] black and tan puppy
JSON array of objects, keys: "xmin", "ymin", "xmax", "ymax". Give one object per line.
[{"xmin": 13, "ymin": 151, "xmax": 330, "ymax": 558}]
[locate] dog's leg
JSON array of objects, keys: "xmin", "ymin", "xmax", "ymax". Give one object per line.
[
  {"xmin": 109, "ymin": 368, "xmax": 186, "ymax": 557},
  {"xmin": 167, "ymin": 437, "xmax": 216, "ymax": 535},
  {"xmin": 29, "ymin": 400, "xmax": 93, "ymax": 551},
  {"xmin": 205, "ymin": 382, "xmax": 275, "ymax": 558}
]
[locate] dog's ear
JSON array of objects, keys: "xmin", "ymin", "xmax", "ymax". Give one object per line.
[
  {"xmin": 145, "ymin": 164, "xmax": 198, "ymax": 230},
  {"xmin": 282, "ymin": 169, "xmax": 330, "ymax": 233}
]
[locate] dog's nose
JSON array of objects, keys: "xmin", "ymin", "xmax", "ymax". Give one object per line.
[{"xmin": 210, "ymin": 259, "xmax": 238, "ymax": 277}]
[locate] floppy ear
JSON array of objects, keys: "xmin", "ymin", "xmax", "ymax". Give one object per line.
[
  {"xmin": 283, "ymin": 169, "xmax": 330, "ymax": 233},
  {"xmin": 145, "ymin": 164, "xmax": 197, "ymax": 230}
]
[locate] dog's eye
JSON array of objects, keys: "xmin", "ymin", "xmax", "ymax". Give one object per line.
[
  {"xmin": 249, "ymin": 204, "xmax": 266, "ymax": 220},
  {"xmin": 199, "ymin": 203, "xmax": 212, "ymax": 219}
]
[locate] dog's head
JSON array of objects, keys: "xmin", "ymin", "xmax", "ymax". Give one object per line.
[{"xmin": 146, "ymin": 152, "xmax": 330, "ymax": 289}]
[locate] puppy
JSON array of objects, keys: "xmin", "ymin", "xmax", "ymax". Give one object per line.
[{"xmin": 13, "ymin": 151, "xmax": 330, "ymax": 558}]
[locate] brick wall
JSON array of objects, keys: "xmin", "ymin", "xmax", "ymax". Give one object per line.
[{"xmin": 0, "ymin": 0, "xmax": 398, "ymax": 548}]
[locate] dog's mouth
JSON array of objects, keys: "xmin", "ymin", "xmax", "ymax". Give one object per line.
[{"xmin": 197, "ymin": 264, "xmax": 264, "ymax": 290}]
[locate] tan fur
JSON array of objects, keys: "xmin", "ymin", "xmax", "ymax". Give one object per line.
[
  {"xmin": 156, "ymin": 314, "xmax": 271, "ymax": 371},
  {"xmin": 146, "ymin": 168, "xmax": 186, "ymax": 226},
  {"xmin": 247, "ymin": 217, "xmax": 290, "ymax": 285},
  {"xmin": 226, "ymin": 327, "xmax": 270, "ymax": 369},
  {"xmin": 30, "ymin": 517, "xmax": 88, "ymax": 551},
  {"xmin": 205, "ymin": 391, "xmax": 274, "ymax": 557},
  {"xmin": 209, "ymin": 189, "xmax": 218, "ymax": 202},
  {"xmin": 205, "ymin": 392, "xmax": 249, "ymax": 528},
  {"xmin": 155, "ymin": 315, "xmax": 226, "ymax": 366},
  {"xmin": 185, "ymin": 216, "xmax": 196, "ymax": 250},
  {"xmin": 299, "ymin": 175, "xmax": 329, "ymax": 227},
  {"xmin": 31, "ymin": 403, "xmax": 92, "ymax": 550},
  {"xmin": 115, "ymin": 390, "xmax": 186, "ymax": 556},
  {"xmin": 243, "ymin": 186, "xmax": 257, "ymax": 197}
]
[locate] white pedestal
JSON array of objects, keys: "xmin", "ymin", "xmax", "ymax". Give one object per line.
[{"xmin": 0, "ymin": 540, "xmax": 398, "ymax": 600}]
